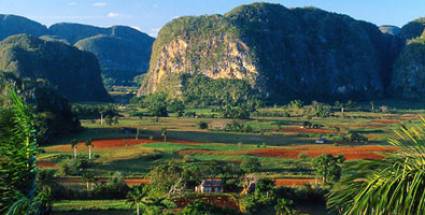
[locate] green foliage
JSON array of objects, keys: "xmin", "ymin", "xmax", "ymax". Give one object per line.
[
  {"xmin": 328, "ymin": 118, "xmax": 425, "ymax": 214},
  {"xmin": 0, "ymin": 89, "xmax": 45, "ymax": 214},
  {"xmin": 346, "ymin": 131, "xmax": 368, "ymax": 143},
  {"xmin": 198, "ymin": 121, "xmax": 209, "ymax": 129},
  {"xmin": 275, "ymin": 198, "xmax": 295, "ymax": 215},
  {"xmin": 313, "ymin": 154, "xmax": 345, "ymax": 184},
  {"xmin": 0, "ymin": 34, "xmax": 110, "ymax": 102},
  {"xmin": 72, "ymin": 104, "xmax": 118, "ymax": 119},
  {"xmin": 240, "ymin": 157, "xmax": 261, "ymax": 173},
  {"xmin": 1, "ymin": 74, "xmax": 81, "ymax": 144},
  {"xmin": 180, "ymin": 74, "xmax": 260, "ymax": 110},
  {"xmin": 58, "ymin": 159, "xmax": 91, "ymax": 176},
  {"xmin": 181, "ymin": 200, "xmax": 236, "ymax": 215},
  {"xmin": 308, "ymin": 101, "xmax": 332, "ymax": 118},
  {"xmin": 144, "ymin": 93, "xmax": 169, "ymax": 117},
  {"xmin": 148, "ymin": 159, "xmax": 242, "ymax": 195},
  {"xmin": 127, "ymin": 185, "xmax": 173, "ymax": 215},
  {"xmin": 167, "ymin": 99, "xmax": 185, "ymax": 116},
  {"xmin": 224, "ymin": 121, "xmax": 254, "ymax": 133}
]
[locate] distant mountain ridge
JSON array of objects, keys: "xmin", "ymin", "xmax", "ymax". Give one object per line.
[
  {"xmin": 139, "ymin": 3, "xmax": 425, "ymax": 101},
  {"xmin": 2, "ymin": 8, "xmax": 425, "ymax": 102},
  {"xmin": 0, "ymin": 34, "xmax": 110, "ymax": 102},
  {"xmin": 0, "ymin": 15, "xmax": 154, "ymax": 88}
]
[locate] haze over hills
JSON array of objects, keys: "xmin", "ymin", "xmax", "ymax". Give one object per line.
[{"xmin": 0, "ymin": 14, "xmax": 154, "ymax": 89}]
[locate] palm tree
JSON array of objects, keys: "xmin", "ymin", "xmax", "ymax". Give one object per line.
[
  {"xmin": 81, "ymin": 171, "xmax": 96, "ymax": 192},
  {"xmin": 85, "ymin": 139, "xmax": 93, "ymax": 160},
  {"xmin": 126, "ymin": 185, "xmax": 149, "ymax": 215},
  {"xmin": 275, "ymin": 198, "xmax": 295, "ymax": 215},
  {"xmin": 328, "ymin": 117, "xmax": 425, "ymax": 214},
  {"xmin": 145, "ymin": 196, "xmax": 173, "ymax": 214},
  {"xmin": 70, "ymin": 139, "xmax": 78, "ymax": 159}
]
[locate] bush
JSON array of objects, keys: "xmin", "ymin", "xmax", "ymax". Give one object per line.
[
  {"xmin": 168, "ymin": 99, "xmax": 185, "ymax": 116},
  {"xmin": 58, "ymin": 159, "xmax": 91, "ymax": 176},
  {"xmin": 241, "ymin": 157, "xmax": 261, "ymax": 173},
  {"xmin": 198, "ymin": 121, "xmax": 208, "ymax": 129},
  {"xmin": 346, "ymin": 132, "xmax": 368, "ymax": 143},
  {"xmin": 184, "ymin": 111, "xmax": 197, "ymax": 118}
]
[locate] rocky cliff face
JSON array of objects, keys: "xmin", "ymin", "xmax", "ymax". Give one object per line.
[
  {"xmin": 0, "ymin": 34, "xmax": 110, "ymax": 102},
  {"xmin": 141, "ymin": 15, "xmax": 257, "ymax": 95},
  {"xmin": 139, "ymin": 3, "xmax": 388, "ymax": 101}
]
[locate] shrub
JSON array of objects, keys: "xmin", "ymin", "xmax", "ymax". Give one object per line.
[
  {"xmin": 198, "ymin": 121, "xmax": 209, "ymax": 129},
  {"xmin": 241, "ymin": 157, "xmax": 261, "ymax": 173}
]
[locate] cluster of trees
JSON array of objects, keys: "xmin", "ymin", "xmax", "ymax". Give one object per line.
[
  {"xmin": 181, "ymin": 74, "xmax": 261, "ymax": 119},
  {"xmin": 134, "ymin": 93, "xmax": 185, "ymax": 119}
]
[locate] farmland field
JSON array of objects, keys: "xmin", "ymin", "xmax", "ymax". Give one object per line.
[{"xmin": 37, "ymin": 104, "xmax": 423, "ymax": 214}]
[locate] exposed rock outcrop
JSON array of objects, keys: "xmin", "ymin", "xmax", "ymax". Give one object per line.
[{"xmin": 139, "ymin": 3, "xmax": 389, "ymax": 101}]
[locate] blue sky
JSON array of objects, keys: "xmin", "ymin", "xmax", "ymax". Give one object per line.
[{"xmin": 0, "ymin": 0, "xmax": 423, "ymax": 37}]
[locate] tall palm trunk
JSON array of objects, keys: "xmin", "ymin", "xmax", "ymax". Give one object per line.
[
  {"xmin": 100, "ymin": 112, "xmax": 104, "ymax": 125},
  {"xmin": 73, "ymin": 147, "xmax": 77, "ymax": 159},
  {"xmin": 136, "ymin": 204, "xmax": 140, "ymax": 215},
  {"xmin": 88, "ymin": 146, "xmax": 92, "ymax": 159}
]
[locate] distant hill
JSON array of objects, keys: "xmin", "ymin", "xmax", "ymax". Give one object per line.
[
  {"xmin": 0, "ymin": 15, "xmax": 154, "ymax": 88},
  {"xmin": 400, "ymin": 17, "xmax": 425, "ymax": 41},
  {"xmin": 0, "ymin": 14, "xmax": 47, "ymax": 40},
  {"xmin": 75, "ymin": 26, "xmax": 154, "ymax": 86},
  {"xmin": 139, "ymin": 3, "xmax": 391, "ymax": 102},
  {"xmin": 391, "ymin": 34, "xmax": 425, "ymax": 99},
  {"xmin": 0, "ymin": 34, "xmax": 110, "ymax": 102},
  {"xmin": 379, "ymin": 25, "xmax": 401, "ymax": 36}
]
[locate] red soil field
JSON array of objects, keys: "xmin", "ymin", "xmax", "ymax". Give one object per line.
[
  {"xmin": 281, "ymin": 127, "xmax": 336, "ymax": 134},
  {"xmin": 246, "ymin": 145, "xmax": 397, "ymax": 160},
  {"xmin": 48, "ymin": 138, "xmax": 202, "ymax": 152},
  {"xmin": 37, "ymin": 160, "xmax": 58, "ymax": 168},
  {"xmin": 90, "ymin": 138, "xmax": 201, "ymax": 148},
  {"xmin": 91, "ymin": 138, "xmax": 156, "ymax": 148},
  {"xmin": 124, "ymin": 178, "xmax": 150, "ymax": 186},
  {"xmin": 275, "ymin": 178, "xmax": 319, "ymax": 187}
]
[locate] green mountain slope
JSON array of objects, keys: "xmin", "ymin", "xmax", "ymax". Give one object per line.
[
  {"xmin": 0, "ymin": 34, "xmax": 110, "ymax": 102},
  {"xmin": 139, "ymin": 3, "xmax": 389, "ymax": 102}
]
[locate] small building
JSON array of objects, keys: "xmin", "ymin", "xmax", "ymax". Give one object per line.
[
  {"xmin": 195, "ymin": 179, "xmax": 223, "ymax": 193},
  {"xmin": 315, "ymin": 137, "xmax": 328, "ymax": 144}
]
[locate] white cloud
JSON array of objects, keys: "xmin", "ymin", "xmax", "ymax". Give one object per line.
[
  {"xmin": 149, "ymin": 27, "xmax": 161, "ymax": 37},
  {"xmin": 67, "ymin": 2, "xmax": 77, "ymax": 6},
  {"xmin": 106, "ymin": 12, "xmax": 119, "ymax": 18},
  {"xmin": 131, "ymin": 26, "xmax": 142, "ymax": 31},
  {"xmin": 93, "ymin": 2, "xmax": 108, "ymax": 7}
]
